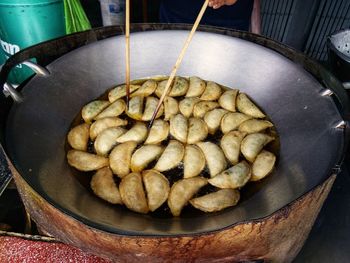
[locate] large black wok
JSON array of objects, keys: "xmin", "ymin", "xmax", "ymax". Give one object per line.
[{"xmin": 0, "ymin": 25, "xmax": 349, "ymax": 237}]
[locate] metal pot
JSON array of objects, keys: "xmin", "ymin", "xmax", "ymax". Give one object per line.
[{"xmin": 0, "ymin": 24, "xmax": 349, "ymax": 262}]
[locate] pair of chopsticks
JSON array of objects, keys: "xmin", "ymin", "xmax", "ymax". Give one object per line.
[{"xmin": 124, "ymin": 0, "xmax": 209, "ymax": 127}]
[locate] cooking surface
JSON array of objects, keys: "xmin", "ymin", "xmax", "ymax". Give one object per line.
[{"xmin": 4, "ymin": 30, "xmax": 345, "ymax": 235}]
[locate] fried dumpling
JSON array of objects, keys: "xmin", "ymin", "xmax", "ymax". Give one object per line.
[
  {"xmin": 131, "ymin": 145, "xmax": 164, "ymax": 172},
  {"xmin": 169, "ymin": 77, "xmax": 189, "ymax": 97},
  {"xmin": 200, "ymin": 81, "xmax": 222, "ymax": 101},
  {"xmin": 67, "ymin": 150, "xmax": 109, "ymax": 171},
  {"xmin": 95, "ymin": 99, "xmax": 126, "ymax": 120},
  {"xmin": 179, "ymin": 97, "xmax": 200, "ymax": 118},
  {"xmin": 220, "ymin": 112, "xmax": 252, "ymax": 134},
  {"xmin": 190, "ymin": 189, "xmax": 240, "ymax": 212},
  {"xmin": 183, "ymin": 145, "xmax": 205, "ymax": 178},
  {"xmin": 208, "ymin": 161, "xmax": 251, "ymax": 189},
  {"xmin": 164, "ymin": 96, "xmax": 179, "ymax": 121},
  {"xmin": 155, "ymin": 79, "xmax": 168, "ymax": 98},
  {"xmin": 67, "ymin": 123, "xmax": 90, "ymax": 151},
  {"xmin": 238, "ymin": 119, "xmax": 274, "ymax": 134},
  {"xmin": 168, "ymin": 177, "xmax": 207, "ymax": 216},
  {"xmin": 187, "ymin": 117, "xmax": 208, "ymax": 144},
  {"xmin": 116, "ymin": 122, "xmax": 148, "ymax": 143},
  {"xmin": 145, "ymin": 119, "xmax": 169, "ymax": 144},
  {"xmin": 142, "ymin": 96, "xmax": 164, "ymax": 121},
  {"xmin": 196, "ymin": 141, "xmax": 227, "ymax": 177},
  {"xmin": 90, "ymin": 117, "xmax": 128, "ymax": 140},
  {"xmin": 126, "ymin": 95, "xmax": 144, "ymax": 120},
  {"xmin": 108, "ymin": 84, "xmax": 140, "ymax": 103},
  {"xmin": 241, "ymin": 133, "xmax": 275, "ymax": 162},
  {"xmin": 220, "ymin": 131, "xmax": 246, "ymax": 165},
  {"xmin": 94, "ymin": 127, "xmax": 126, "ymax": 156},
  {"xmin": 154, "ymin": 140, "xmax": 185, "ymax": 172},
  {"xmin": 219, "ymin": 89, "xmax": 238, "ymax": 112},
  {"xmin": 109, "ymin": 141, "xmax": 137, "ymax": 178},
  {"xmin": 193, "ymin": 101, "xmax": 219, "ymax": 118},
  {"xmin": 236, "ymin": 93, "xmax": 265, "ymax": 118},
  {"xmin": 119, "ymin": 173, "xmax": 149, "ymax": 214},
  {"xmin": 251, "ymin": 150, "xmax": 276, "ymax": 181},
  {"xmin": 186, "ymin": 76, "xmax": 206, "ymax": 97},
  {"xmin": 142, "ymin": 170, "xmax": 170, "ymax": 211},
  {"xmin": 204, "ymin": 109, "xmax": 228, "ymax": 134},
  {"xmin": 82, "ymin": 100, "xmax": 110, "ymax": 123},
  {"xmin": 130, "ymin": 79, "xmax": 157, "ymax": 97},
  {"xmin": 91, "ymin": 167, "xmax": 123, "ymax": 204},
  {"xmin": 170, "ymin": 114, "xmax": 188, "ymax": 143}
]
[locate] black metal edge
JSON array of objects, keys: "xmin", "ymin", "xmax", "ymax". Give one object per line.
[
  {"xmin": 327, "ymin": 28, "xmax": 350, "ymax": 64},
  {"xmin": 0, "ymin": 24, "xmax": 349, "ymax": 237}
]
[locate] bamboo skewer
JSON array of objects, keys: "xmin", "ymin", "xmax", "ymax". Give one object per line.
[
  {"xmin": 125, "ymin": 0, "xmax": 131, "ymax": 106},
  {"xmin": 148, "ymin": 0, "xmax": 209, "ymax": 128}
]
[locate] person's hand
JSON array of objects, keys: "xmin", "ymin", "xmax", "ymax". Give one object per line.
[{"xmin": 208, "ymin": 0, "xmax": 238, "ymax": 9}]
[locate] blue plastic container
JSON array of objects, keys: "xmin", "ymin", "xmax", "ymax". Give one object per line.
[{"xmin": 0, "ymin": 0, "xmax": 65, "ymax": 84}]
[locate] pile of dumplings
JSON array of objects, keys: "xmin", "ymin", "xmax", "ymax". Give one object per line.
[{"xmin": 66, "ymin": 76, "xmax": 277, "ymax": 216}]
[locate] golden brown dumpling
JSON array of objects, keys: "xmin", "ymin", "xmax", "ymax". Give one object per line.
[
  {"xmin": 170, "ymin": 114, "xmax": 188, "ymax": 143},
  {"xmin": 251, "ymin": 150, "xmax": 276, "ymax": 181},
  {"xmin": 220, "ymin": 112, "xmax": 252, "ymax": 134},
  {"xmin": 200, "ymin": 81, "xmax": 222, "ymax": 101},
  {"xmin": 94, "ymin": 127, "xmax": 126, "ymax": 156},
  {"xmin": 116, "ymin": 122, "xmax": 148, "ymax": 144},
  {"xmin": 145, "ymin": 119, "xmax": 169, "ymax": 145},
  {"xmin": 204, "ymin": 109, "xmax": 228, "ymax": 134},
  {"xmin": 164, "ymin": 96, "xmax": 179, "ymax": 121},
  {"xmin": 241, "ymin": 133, "xmax": 274, "ymax": 162},
  {"xmin": 126, "ymin": 95, "xmax": 144, "ymax": 120},
  {"xmin": 236, "ymin": 93, "xmax": 265, "ymax": 118},
  {"xmin": 67, "ymin": 150, "xmax": 109, "ymax": 171},
  {"xmin": 95, "ymin": 99, "xmax": 126, "ymax": 120},
  {"xmin": 67, "ymin": 123, "xmax": 90, "ymax": 151},
  {"xmin": 220, "ymin": 130, "xmax": 246, "ymax": 165},
  {"xmin": 190, "ymin": 189, "xmax": 240, "ymax": 212},
  {"xmin": 219, "ymin": 89, "xmax": 238, "ymax": 112},
  {"xmin": 82, "ymin": 100, "xmax": 110, "ymax": 123},
  {"xmin": 108, "ymin": 84, "xmax": 140, "ymax": 103},
  {"xmin": 186, "ymin": 76, "xmax": 206, "ymax": 97},
  {"xmin": 131, "ymin": 145, "xmax": 164, "ymax": 172},
  {"xmin": 187, "ymin": 117, "xmax": 208, "ymax": 144},
  {"xmin": 179, "ymin": 97, "xmax": 200, "ymax": 118},
  {"xmin": 183, "ymin": 145, "xmax": 205, "ymax": 178},
  {"xmin": 196, "ymin": 141, "xmax": 227, "ymax": 177},
  {"xmin": 208, "ymin": 161, "xmax": 251, "ymax": 189},
  {"xmin": 193, "ymin": 101, "xmax": 219, "ymax": 118},
  {"xmin": 168, "ymin": 177, "xmax": 207, "ymax": 216},
  {"xmin": 90, "ymin": 117, "xmax": 127, "ymax": 140},
  {"xmin": 91, "ymin": 167, "xmax": 123, "ymax": 204},
  {"xmin": 154, "ymin": 140, "xmax": 185, "ymax": 172},
  {"xmin": 238, "ymin": 119, "xmax": 274, "ymax": 134},
  {"xmin": 130, "ymin": 79, "xmax": 157, "ymax": 97},
  {"xmin": 119, "ymin": 173, "xmax": 149, "ymax": 214},
  {"xmin": 142, "ymin": 170, "xmax": 170, "ymax": 211},
  {"xmin": 109, "ymin": 141, "xmax": 138, "ymax": 178}
]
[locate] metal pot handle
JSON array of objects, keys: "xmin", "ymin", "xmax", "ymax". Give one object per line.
[{"xmin": 2, "ymin": 60, "xmax": 50, "ymax": 103}]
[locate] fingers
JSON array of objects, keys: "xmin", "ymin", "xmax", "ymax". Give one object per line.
[
  {"xmin": 208, "ymin": 0, "xmax": 224, "ymax": 9},
  {"xmin": 209, "ymin": 0, "xmax": 238, "ymax": 9}
]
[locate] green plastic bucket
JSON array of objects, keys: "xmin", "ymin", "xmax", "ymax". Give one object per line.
[{"xmin": 0, "ymin": 0, "xmax": 65, "ymax": 84}]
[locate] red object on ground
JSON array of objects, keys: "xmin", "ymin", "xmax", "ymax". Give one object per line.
[{"xmin": 0, "ymin": 236, "xmax": 112, "ymax": 263}]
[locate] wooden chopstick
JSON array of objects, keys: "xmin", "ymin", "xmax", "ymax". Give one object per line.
[
  {"xmin": 125, "ymin": 0, "xmax": 131, "ymax": 106},
  {"xmin": 149, "ymin": 0, "xmax": 209, "ymax": 128}
]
